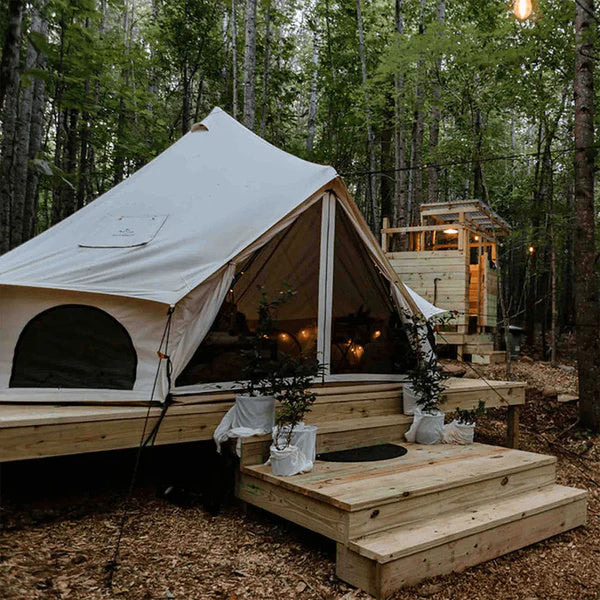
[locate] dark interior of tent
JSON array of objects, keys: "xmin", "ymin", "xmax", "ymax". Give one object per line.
[{"xmin": 176, "ymin": 200, "xmax": 416, "ymax": 387}]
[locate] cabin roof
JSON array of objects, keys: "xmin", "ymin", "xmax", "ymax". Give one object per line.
[{"xmin": 420, "ymin": 200, "xmax": 510, "ymax": 235}]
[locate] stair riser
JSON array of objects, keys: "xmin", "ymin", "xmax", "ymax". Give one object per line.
[
  {"xmin": 240, "ymin": 421, "xmax": 411, "ymax": 466},
  {"xmin": 337, "ymin": 496, "xmax": 587, "ymax": 600},
  {"xmin": 237, "ymin": 472, "xmax": 347, "ymax": 542},
  {"xmin": 309, "ymin": 394, "xmax": 402, "ymax": 422},
  {"xmin": 347, "ymin": 463, "xmax": 556, "ymax": 539}
]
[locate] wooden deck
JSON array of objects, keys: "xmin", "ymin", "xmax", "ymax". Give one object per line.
[
  {"xmin": 0, "ymin": 378, "xmax": 525, "ymax": 462},
  {"xmin": 238, "ymin": 442, "xmax": 587, "ymax": 598}
]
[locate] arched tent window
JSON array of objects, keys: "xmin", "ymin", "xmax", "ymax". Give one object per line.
[{"xmin": 10, "ymin": 304, "xmax": 137, "ymax": 389}]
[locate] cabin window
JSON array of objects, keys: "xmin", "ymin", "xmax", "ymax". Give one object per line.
[
  {"xmin": 175, "ymin": 201, "xmax": 322, "ymax": 387},
  {"xmin": 330, "ymin": 208, "xmax": 416, "ymax": 375},
  {"xmin": 10, "ymin": 305, "xmax": 137, "ymax": 389}
]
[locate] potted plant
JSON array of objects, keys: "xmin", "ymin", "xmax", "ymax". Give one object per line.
[
  {"xmin": 269, "ymin": 353, "xmax": 325, "ymax": 477},
  {"xmin": 213, "ymin": 285, "xmax": 295, "ymax": 452},
  {"xmin": 443, "ymin": 401, "xmax": 487, "ymax": 445},
  {"xmin": 402, "ymin": 310, "xmax": 448, "ymax": 444}
]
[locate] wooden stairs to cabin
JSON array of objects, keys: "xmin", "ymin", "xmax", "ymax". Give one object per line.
[{"xmin": 235, "ymin": 387, "xmax": 587, "ymax": 599}]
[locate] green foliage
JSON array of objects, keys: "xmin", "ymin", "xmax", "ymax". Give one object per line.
[
  {"xmin": 1, "ymin": 0, "xmax": 588, "ymax": 344},
  {"xmin": 272, "ymin": 353, "xmax": 326, "ymax": 450},
  {"xmin": 455, "ymin": 401, "xmax": 487, "ymax": 425},
  {"xmin": 402, "ymin": 309, "xmax": 449, "ymax": 414},
  {"xmin": 238, "ymin": 284, "xmax": 296, "ymax": 397}
]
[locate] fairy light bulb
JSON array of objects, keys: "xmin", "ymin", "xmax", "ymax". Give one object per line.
[
  {"xmin": 528, "ymin": 245, "xmax": 535, "ymax": 254},
  {"xmin": 514, "ymin": 0, "xmax": 533, "ymax": 21}
]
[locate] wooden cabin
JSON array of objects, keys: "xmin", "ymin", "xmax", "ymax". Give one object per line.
[{"xmin": 381, "ymin": 200, "xmax": 510, "ymax": 364}]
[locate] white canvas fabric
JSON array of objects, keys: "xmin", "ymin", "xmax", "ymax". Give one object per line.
[
  {"xmin": 0, "ymin": 107, "xmax": 423, "ymax": 403},
  {"xmin": 0, "ymin": 107, "xmax": 336, "ymax": 305},
  {"xmin": 404, "ymin": 284, "xmax": 448, "ymax": 321}
]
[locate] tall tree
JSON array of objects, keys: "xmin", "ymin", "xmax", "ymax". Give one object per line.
[
  {"xmin": 406, "ymin": 0, "xmax": 426, "ymax": 225},
  {"xmin": 356, "ymin": 0, "xmax": 376, "ymax": 228},
  {"xmin": 574, "ymin": 0, "xmax": 600, "ymax": 432},
  {"xmin": 393, "ymin": 0, "xmax": 408, "ymax": 229},
  {"xmin": 259, "ymin": 0, "xmax": 272, "ymax": 137},
  {"xmin": 0, "ymin": 0, "xmax": 24, "ymax": 253},
  {"xmin": 306, "ymin": 28, "xmax": 318, "ymax": 151},
  {"xmin": 427, "ymin": 0, "xmax": 445, "ymax": 205},
  {"xmin": 242, "ymin": 0, "xmax": 257, "ymax": 129}
]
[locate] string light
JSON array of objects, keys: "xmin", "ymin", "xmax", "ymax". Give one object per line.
[{"xmin": 513, "ymin": 0, "xmax": 533, "ymax": 21}]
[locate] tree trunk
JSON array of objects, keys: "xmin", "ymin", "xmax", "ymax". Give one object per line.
[
  {"xmin": 356, "ymin": 0, "xmax": 376, "ymax": 229},
  {"xmin": 259, "ymin": 0, "xmax": 272, "ymax": 137},
  {"xmin": 427, "ymin": 0, "xmax": 445, "ymax": 205},
  {"xmin": 393, "ymin": 0, "xmax": 408, "ymax": 232},
  {"xmin": 22, "ymin": 4, "xmax": 48, "ymax": 242},
  {"xmin": 242, "ymin": 0, "xmax": 257, "ymax": 130},
  {"xmin": 306, "ymin": 29, "xmax": 319, "ymax": 151},
  {"xmin": 407, "ymin": 0, "xmax": 426, "ymax": 226},
  {"xmin": 231, "ymin": 0, "xmax": 238, "ymax": 119},
  {"xmin": 574, "ymin": 0, "xmax": 600, "ymax": 432},
  {"xmin": 0, "ymin": 0, "xmax": 24, "ymax": 254},
  {"xmin": 12, "ymin": 5, "xmax": 47, "ymax": 248}
]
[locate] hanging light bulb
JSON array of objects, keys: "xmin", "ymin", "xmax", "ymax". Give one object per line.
[{"xmin": 513, "ymin": 0, "xmax": 533, "ymax": 21}]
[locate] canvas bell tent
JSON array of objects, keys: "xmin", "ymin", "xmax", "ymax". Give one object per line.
[{"xmin": 0, "ymin": 107, "xmax": 422, "ymax": 405}]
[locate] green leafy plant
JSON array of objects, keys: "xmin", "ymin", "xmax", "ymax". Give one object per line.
[
  {"xmin": 272, "ymin": 353, "xmax": 326, "ymax": 450},
  {"xmin": 238, "ymin": 284, "xmax": 296, "ymax": 397},
  {"xmin": 401, "ymin": 309, "xmax": 449, "ymax": 414},
  {"xmin": 455, "ymin": 401, "xmax": 487, "ymax": 425}
]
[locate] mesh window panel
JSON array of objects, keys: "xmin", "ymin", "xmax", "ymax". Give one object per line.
[
  {"xmin": 10, "ymin": 304, "xmax": 137, "ymax": 389},
  {"xmin": 330, "ymin": 207, "xmax": 416, "ymax": 374},
  {"xmin": 175, "ymin": 201, "xmax": 322, "ymax": 387}
]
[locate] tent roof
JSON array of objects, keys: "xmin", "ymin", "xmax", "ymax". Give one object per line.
[
  {"xmin": 0, "ymin": 108, "xmax": 337, "ymax": 305},
  {"xmin": 403, "ymin": 284, "xmax": 448, "ymax": 321}
]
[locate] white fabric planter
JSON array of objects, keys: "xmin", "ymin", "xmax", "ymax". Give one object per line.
[
  {"xmin": 213, "ymin": 394, "xmax": 275, "ymax": 454},
  {"xmin": 405, "ymin": 408, "xmax": 445, "ymax": 445},
  {"xmin": 270, "ymin": 445, "xmax": 307, "ymax": 477},
  {"xmin": 442, "ymin": 420, "xmax": 475, "ymax": 445},
  {"xmin": 402, "ymin": 383, "xmax": 420, "ymax": 415},
  {"xmin": 272, "ymin": 422, "xmax": 317, "ymax": 472}
]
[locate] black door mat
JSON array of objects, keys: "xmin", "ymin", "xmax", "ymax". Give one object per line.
[{"xmin": 316, "ymin": 443, "xmax": 408, "ymax": 463}]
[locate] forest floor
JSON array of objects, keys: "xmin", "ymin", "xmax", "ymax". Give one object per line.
[{"xmin": 1, "ymin": 359, "xmax": 599, "ymax": 600}]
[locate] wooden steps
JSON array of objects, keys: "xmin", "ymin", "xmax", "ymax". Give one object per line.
[
  {"xmin": 237, "ymin": 442, "xmax": 587, "ymax": 598},
  {"xmin": 338, "ymin": 485, "xmax": 587, "ymax": 599}
]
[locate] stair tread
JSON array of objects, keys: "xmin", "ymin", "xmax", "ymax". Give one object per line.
[
  {"xmin": 240, "ymin": 414, "xmax": 413, "ymax": 445},
  {"xmin": 349, "ymin": 484, "xmax": 587, "ymax": 563},
  {"xmin": 241, "ymin": 443, "xmax": 555, "ymax": 511}
]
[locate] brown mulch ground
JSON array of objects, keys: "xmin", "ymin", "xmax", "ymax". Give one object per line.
[{"xmin": 1, "ymin": 360, "xmax": 599, "ymax": 600}]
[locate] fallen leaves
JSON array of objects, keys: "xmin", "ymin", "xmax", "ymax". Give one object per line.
[{"xmin": 0, "ymin": 361, "xmax": 598, "ymax": 600}]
